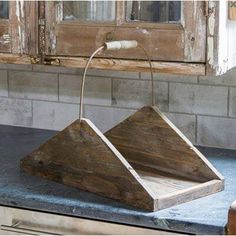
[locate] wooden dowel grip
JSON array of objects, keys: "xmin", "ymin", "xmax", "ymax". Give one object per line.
[{"xmin": 104, "ymin": 40, "xmax": 138, "ymax": 50}]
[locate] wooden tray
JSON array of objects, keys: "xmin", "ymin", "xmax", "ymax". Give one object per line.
[
  {"xmin": 105, "ymin": 106, "xmax": 224, "ymax": 210},
  {"xmin": 20, "ymin": 106, "xmax": 224, "ymax": 211}
]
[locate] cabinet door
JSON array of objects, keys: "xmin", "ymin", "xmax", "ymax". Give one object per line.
[
  {"xmin": 44, "ymin": 1, "xmax": 206, "ymax": 63},
  {"xmin": 0, "ymin": 1, "xmax": 37, "ymax": 55},
  {"xmin": 0, "ymin": 206, "xmax": 180, "ymax": 235}
]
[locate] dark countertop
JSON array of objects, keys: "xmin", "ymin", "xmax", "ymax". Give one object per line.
[{"xmin": 0, "ymin": 125, "xmax": 235, "ymax": 235}]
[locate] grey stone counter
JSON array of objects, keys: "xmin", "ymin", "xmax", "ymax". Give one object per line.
[{"xmin": 0, "ymin": 125, "xmax": 235, "ymax": 234}]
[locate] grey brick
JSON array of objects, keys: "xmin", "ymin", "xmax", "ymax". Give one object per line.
[
  {"xmin": 199, "ymin": 67, "xmax": 236, "ymax": 86},
  {"xmin": 0, "ymin": 97, "xmax": 32, "ymax": 126},
  {"xmin": 141, "ymin": 72, "xmax": 198, "ymax": 83},
  {"xmin": 0, "ymin": 70, "xmax": 8, "ymax": 97},
  {"xmin": 169, "ymin": 83, "xmax": 228, "ymax": 116},
  {"xmin": 33, "ymin": 101, "xmax": 78, "ymax": 130},
  {"xmin": 59, "ymin": 74, "xmax": 111, "ymax": 106},
  {"xmin": 112, "ymin": 79, "xmax": 168, "ymax": 111},
  {"xmin": 229, "ymin": 87, "xmax": 236, "ymax": 117},
  {"xmin": 197, "ymin": 116, "xmax": 236, "ymax": 149},
  {"xmin": 87, "ymin": 69, "xmax": 139, "ymax": 79},
  {"xmin": 154, "ymin": 81, "xmax": 169, "ymax": 111},
  {"xmin": 164, "ymin": 112, "xmax": 196, "ymax": 143},
  {"xmin": 84, "ymin": 105, "xmax": 135, "ymax": 133},
  {"xmin": 9, "ymin": 71, "xmax": 58, "ymax": 101},
  {"xmin": 0, "ymin": 63, "xmax": 32, "ymax": 71},
  {"xmin": 33, "ymin": 65, "xmax": 83, "ymax": 75}
]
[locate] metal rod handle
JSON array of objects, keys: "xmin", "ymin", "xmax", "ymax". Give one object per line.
[
  {"xmin": 79, "ymin": 41, "xmax": 154, "ymax": 121},
  {"xmin": 79, "ymin": 46, "xmax": 105, "ymax": 121}
]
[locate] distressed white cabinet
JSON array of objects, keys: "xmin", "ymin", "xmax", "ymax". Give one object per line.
[
  {"xmin": 0, "ymin": 206, "xmax": 179, "ymax": 235},
  {"xmin": 0, "ymin": 1, "xmax": 37, "ymax": 56}
]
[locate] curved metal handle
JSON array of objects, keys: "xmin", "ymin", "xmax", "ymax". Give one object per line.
[
  {"xmin": 1, "ymin": 222, "xmax": 59, "ymax": 235},
  {"xmin": 79, "ymin": 41, "xmax": 154, "ymax": 121}
]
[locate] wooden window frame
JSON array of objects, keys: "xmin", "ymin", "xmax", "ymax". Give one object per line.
[
  {"xmin": 0, "ymin": 1, "xmax": 37, "ymax": 55},
  {"xmin": 0, "ymin": 1, "xmax": 234, "ymax": 77},
  {"xmin": 44, "ymin": 1, "xmax": 206, "ymax": 63}
]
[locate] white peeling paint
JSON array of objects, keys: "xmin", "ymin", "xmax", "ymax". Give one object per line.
[
  {"xmin": 207, "ymin": 37, "xmax": 214, "ymax": 66},
  {"xmin": 56, "ymin": 2, "xmax": 63, "ymax": 22},
  {"xmin": 0, "ymin": 34, "xmax": 11, "ymax": 44},
  {"xmin": 208, "ymin": 11, "xmax": 215, "ymax": 36},
  {"xmin": 207, "ymin": 1, "xmax": 216, "ymax": 70},
  {"xmin": 16, "ymin": 0, "xmax": 25, "ymax": 54},
  {"xmin": 50, "ymin": 31, "xmax": 57, "ymax": 51},
  {"xmin": 140, "ymin": 29, "xmax": 149, "ymax": 35}
]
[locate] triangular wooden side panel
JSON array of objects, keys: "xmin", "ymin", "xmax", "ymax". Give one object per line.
[
  {"xmin": 20, "ymin": 119, "xmax": 155, "ymax": 211},
  {"xmin": 105, "ymin": 106, "xmax": 224, "ymax": 209}
]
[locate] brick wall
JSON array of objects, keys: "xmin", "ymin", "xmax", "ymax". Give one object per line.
[{"xmin": 0, "ymin": 63, "xmax": 235, "ymax": 150}]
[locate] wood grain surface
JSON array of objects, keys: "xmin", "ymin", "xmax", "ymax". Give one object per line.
[
  {"xmin": 105, "ymin": 106, "xmax": 223, "ymax": 182},
  {"xmin": 105, "ymin": 106, "xmax": 224, "ymax": 210},
  {"xmin": 20, "ymin": 118, "xmax": 154, "ymax": 211}
]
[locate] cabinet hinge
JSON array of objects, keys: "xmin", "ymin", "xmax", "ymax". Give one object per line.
[
  {"xmin": 30, "ymin": 56, "xmax": 60, "ymax": 66},
  {"xmin": 43, "ymin": 57, "xmax": 60, "ymax": 66},
  {"xmin": 30, "ymin": 56, "xmax": 40, "ymax": 64}
]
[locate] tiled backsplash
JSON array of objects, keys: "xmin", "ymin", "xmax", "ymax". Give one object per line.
[{"xmin": 0, "ymin": 63, "xmax": 236, "ymax": 150}]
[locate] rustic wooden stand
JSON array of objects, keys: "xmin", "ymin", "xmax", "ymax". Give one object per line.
[
  {"xmin": 20, "ymin": 41, "xmax": 224, "ymax": 211},
  {"xmin": 105, "ymin": 105, "xmax": 224, "ymax": 210}
]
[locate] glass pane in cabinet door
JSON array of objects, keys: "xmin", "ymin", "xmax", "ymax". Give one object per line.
[
  {"xmin": 0, "ymin": 1, "xmax": 9, "ymax": 19},
  {"xmin": 63, "ymin": 1, "xmax": 116, "ymax": 22},
  {"xmin": 126, "ymin": 1, "xmax": 181, "ymax": 23}
]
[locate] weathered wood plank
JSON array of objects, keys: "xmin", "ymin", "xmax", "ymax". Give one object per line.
[
  {"xmin": 157, "ymin": 179, "xmax": 223, "ymax": 210},
  {"xmin": 0, "ymin": 21, "xmax": 11, "ymax": 53},
  {"xmin": 25, "ymin": 1, "xmax": 38, "ymax": 56},
  {"xmin": 54, "ymin": 56, "xmax": 206, "ymax": 75},
  {"xmin": 105, "ymin": 106, "xmax": 223, "ymax": 182},
  {"xmin": 182, "ymin": 1, "xmax": 206, "ymax": 62},
  {"xmin": 0, "ymin": 53, "xmax": 205, "ymax": 75},
  {"xmin": 0, "ymin": 53, "xmax": 31, "ymax": 64},
  {"xmin": 105, "ymin": 106, "xmax": 224, "ymax": 210},
  {"xmin": 20, "ymin": 118, "xmax": 154, "ymax": 211},
  {"xmin": 54, "ymin": 24, "xmax": 184, "ymax": 62},
  {"xmin": 9, "ymin": 1, "xmax": 27, "ymax": 54}
]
